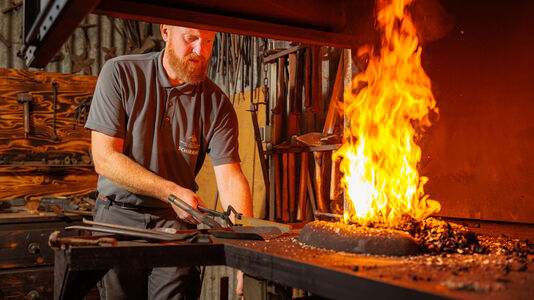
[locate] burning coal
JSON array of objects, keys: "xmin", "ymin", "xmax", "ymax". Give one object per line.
[{"xmin": 335, "ymin": 0, "xmax": 440, "ymax": 227}]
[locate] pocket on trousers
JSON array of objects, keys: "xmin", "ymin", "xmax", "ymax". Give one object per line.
[{"xmin": 103, "ymin": 205, "xmax": 147, "ymax": 228}]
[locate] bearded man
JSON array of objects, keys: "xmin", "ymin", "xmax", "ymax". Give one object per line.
[{"xmin": 85, "ymin": 25, "xmax": 253, "ymax": 300}]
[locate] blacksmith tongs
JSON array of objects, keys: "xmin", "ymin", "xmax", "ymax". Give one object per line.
[
  {"xmin": 168, "ymin": 194, "xmax": 224, "ymax": 229},
  {"xmin": 168, "ymin": 194, "xmax": 265, "ymax": 240}
]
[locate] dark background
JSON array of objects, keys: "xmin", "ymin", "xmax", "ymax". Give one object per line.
[{"xmin": 419, "ymin": 0, "xmax": 534, "ymax": 223}]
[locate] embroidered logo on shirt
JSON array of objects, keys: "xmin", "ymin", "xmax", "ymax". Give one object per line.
[{"xmin": 179, "ymin": 135, "xmax": 200, "ymax": 155}]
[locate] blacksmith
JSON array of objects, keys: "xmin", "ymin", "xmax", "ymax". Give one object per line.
[{"xmin": 85, "ymin": 24, "xmax": 253, "ymax": 299}]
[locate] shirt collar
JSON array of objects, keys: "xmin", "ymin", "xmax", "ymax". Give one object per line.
[{"xmin": 156, "ymin": 49, "xmax": 198, "ymax": 96}]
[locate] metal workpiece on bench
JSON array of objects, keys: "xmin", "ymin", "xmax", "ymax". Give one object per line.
[
  {"xmin": 67, "ymin": 217, "xmax": 267, "ymax": 242},
  {"xmin": 48, "ymin": 230, "xmax": 117, "ymax": 249}
]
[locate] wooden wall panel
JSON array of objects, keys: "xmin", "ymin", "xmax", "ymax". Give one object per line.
[{"xmin": 0, "ymin": 69, "xmax": 97, "ymax": 201}]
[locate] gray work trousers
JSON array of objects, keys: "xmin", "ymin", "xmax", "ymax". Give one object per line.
[{"xmin": 93, "ymin": 197, "xmax": 201, "ymax": 300}]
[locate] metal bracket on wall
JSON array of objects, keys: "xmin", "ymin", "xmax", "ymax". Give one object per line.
[{"xmin": 22, "ymin": 0, "xmax": 101, "ymax": 68}]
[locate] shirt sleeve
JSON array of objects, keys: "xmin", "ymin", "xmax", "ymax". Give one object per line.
[
  {"xmin": 207, "ymin": 96, "xmax": 241, "ymax": 166},
  {"xmin": 85, "ymin": 59, "xmax": 126, "ymax": 138}
]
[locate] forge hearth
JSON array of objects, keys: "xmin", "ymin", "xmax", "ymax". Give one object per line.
[
  {"xmin": 299, "ymin": 218, "xmax": 483, "ymax": 257},
  {"xmin": 299, "ymin": 221, "xmax": 422, "ymax": 256}
]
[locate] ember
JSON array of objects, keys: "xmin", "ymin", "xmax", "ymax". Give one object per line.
[
  {"xmin": 299, "ymin": 218, "xmax": 534, "ymax": 257},
  {"xmin": 299, "ymin": 218, "xmax": 482, "ymax": 256},
  {"xmin": 401, "ymin": 217, "xmax": 482, "ymax": 254}
]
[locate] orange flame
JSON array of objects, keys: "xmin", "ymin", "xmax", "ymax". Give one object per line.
[{"xmin": 335, "ymin": 0, "xmax": 440, "ymax": 227}]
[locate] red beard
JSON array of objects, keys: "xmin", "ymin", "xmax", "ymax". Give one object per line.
[{"xmin": 167, "ymin": 49, "xmax": 208, "ymax": 85}]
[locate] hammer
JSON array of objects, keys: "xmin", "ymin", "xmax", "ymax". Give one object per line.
[
  {"xmin": 48, "ymin": 231, "xmax": 118, "ymax": 249},
  {"xmin": 16, "ymin": 93, "xmax": 32, "ymax": 139}
]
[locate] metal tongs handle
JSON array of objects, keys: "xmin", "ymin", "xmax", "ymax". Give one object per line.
[{"xmin": 168, "ymin": 194, "xmax": 223, "ymax": 229}]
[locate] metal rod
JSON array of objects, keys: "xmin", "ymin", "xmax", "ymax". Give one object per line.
[{"xmin": 51, "ymin": 81, "xmax": 58, "ymax": 140}]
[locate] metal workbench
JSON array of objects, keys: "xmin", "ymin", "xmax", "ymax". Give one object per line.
[{"xmin": 54, "ymin": 223, "xmax": 534, "ymax": 300}]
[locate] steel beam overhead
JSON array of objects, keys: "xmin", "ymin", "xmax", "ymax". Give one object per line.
[{"xmin": 22, "ymin": 0, "xmax": 376, "ymax": 68}]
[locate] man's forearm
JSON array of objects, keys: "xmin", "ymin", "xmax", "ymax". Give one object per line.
[
  {"xmin": 215, "ymin": 163, "xmax": 253, "ymax": 218},
  {"xmin": 222, "ymin": 175, "xmax": 253, "ymax": 218},
  {"xmin": 94, "ymin": 151, "xmax": 175, "ymax": 202}
]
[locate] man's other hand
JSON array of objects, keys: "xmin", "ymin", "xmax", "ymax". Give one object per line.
[{"xmin": 169, "ymin": 188, "xmax": 206, "ymax": 224}]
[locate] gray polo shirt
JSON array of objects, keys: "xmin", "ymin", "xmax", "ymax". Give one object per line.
[{"xmin": 85, "ymin": 50, "xmax": 240, "ymax": 208}]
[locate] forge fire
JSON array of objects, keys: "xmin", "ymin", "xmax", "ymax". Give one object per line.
[
  {"xmin": 301, "ymin": 0, "xmax": 534, "ymax": 263},
  {"xmin": 301, "ymin": 0, "xmax": 450, "ymax": 256},
  {"xmin": 335, "ymin": 0, "xmax": 440, "ymax": 228},
  {"xmin": 303, "ymin": 0, "xmax": 493, "ymax": 257}
]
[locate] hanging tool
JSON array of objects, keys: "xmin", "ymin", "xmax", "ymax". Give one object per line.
[
  {"xmin": 288, "ymin": 151, "xmax": 296, "ymax": 222},
  {"xmin": 16, "ymin": 93, "xmax": 32, "ymax": 139},
  {"xmin": 295, "ymin": 54, "xmax": 345, "ymax": 214},
  {"xmin": 51, "ymin": 81, "xmax": 58, "ymax": 140},
  {"xmin": 324, "ymin": 54, "xmax": 345, "ymax": 202},
  {"xmin": 294, "ymin": 50, "xmax": 308, "ymax": 221},
  {"xmin": 248, "ymin": 100, "xmax": 270, "ymax": 210},
  {"xmin": 304, "ymin": 48, "xmax": 312, "ymax": 108},
  {"xmin": 274, "ymin": 153, "xmax": 282, "ymax": 219},
  {"xmin": 306, "ymin": 168, "xmax": 318, "ymax": 220},
  {"xmin": 269, "ymin": 56, "xmax": 286, "ymax": 221},
  {"xmin": 271, "ymin": 56, "xmax": 286, "ymax": 145},
  {"xmin": 287, "ymin": 53, "xmax": 299, "ymax": 222},
  {"xmin": 323, "ymin": 54, "xmax": 344, "ymax": 136},
  {"xmin": 248, "ymin": 37, "xmax": 270, "ymax": 214},
  {"xmin": 288, "ymin": 52, "xmax": 299, "ymax": 137},
  {"xmin": 310, "ymin": 46, "xmax": 322, "ymax": 114},
  {"xmin": 282, "ymin": 151, "xmax": 289, "ymax": 222},
  {"xmin": 294, "ymin": 49, "xmax": 305, "ymax": 118},
  {"xmin": 297, "ymin": 132, "xmax": 328, "ymax": 213},
  {"xmin": 297, "ymin": 150, "xmax": 309, "ymax": 221}
]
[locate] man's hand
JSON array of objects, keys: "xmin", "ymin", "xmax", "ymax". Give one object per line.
[
  {"xmin": 236, "ymin": 270, "xmax": 244, "ymax": 297},
  {"xmin": 168, "ymin": 187, "xmax": 206, "ymax": 224}
]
